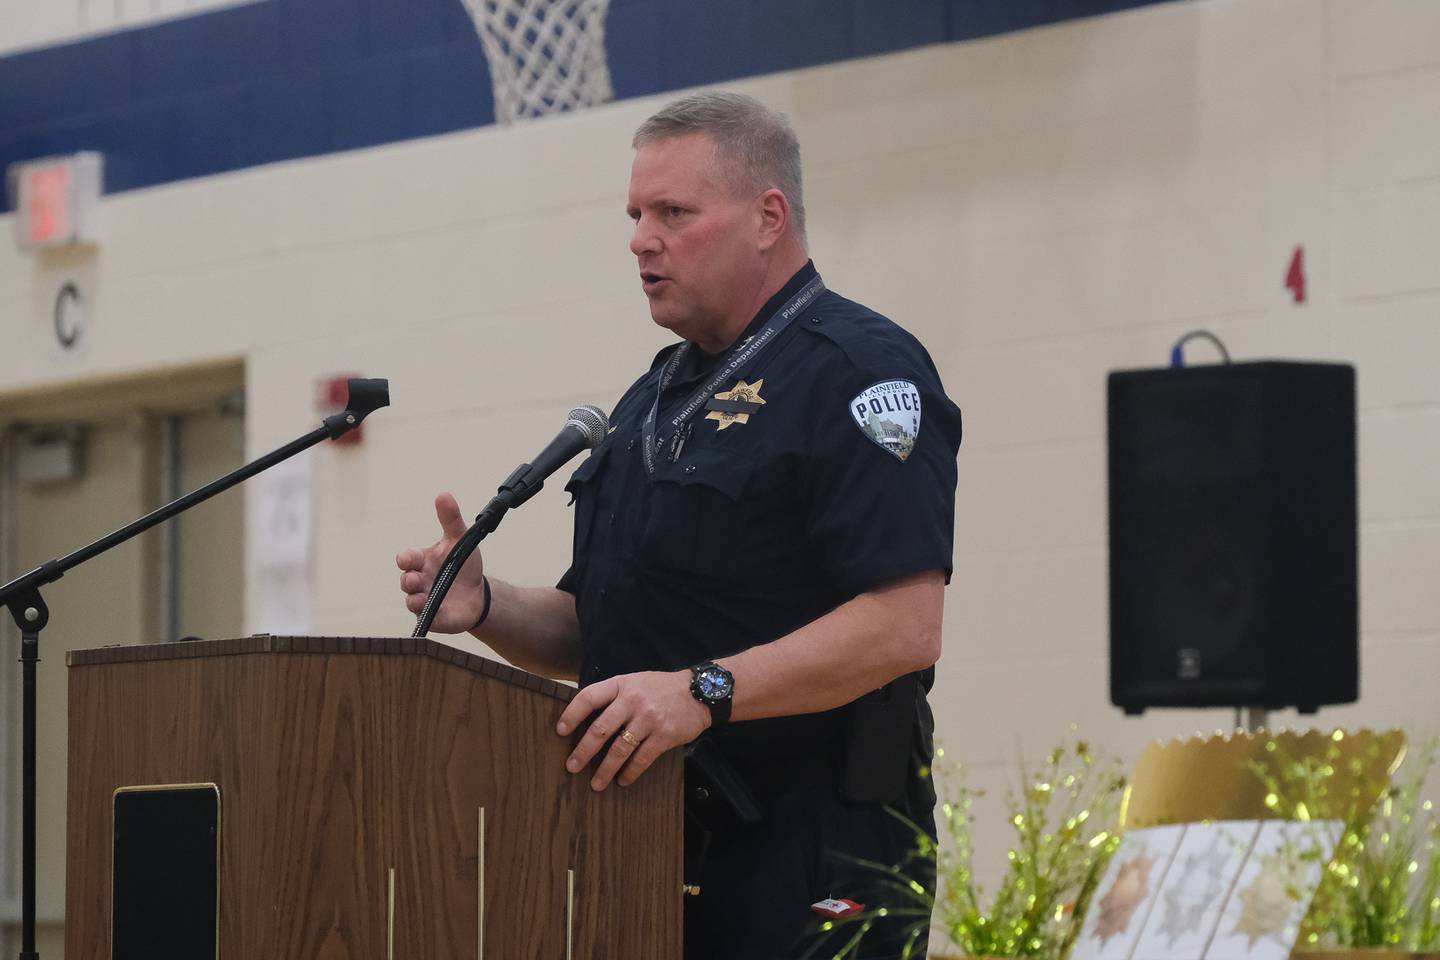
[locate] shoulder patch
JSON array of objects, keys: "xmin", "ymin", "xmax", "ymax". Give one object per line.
[{"xmin": 849, "ymin": 380, "xmax": 921, "ymax": 461}]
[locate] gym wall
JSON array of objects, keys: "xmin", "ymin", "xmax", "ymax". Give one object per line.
[{"xmin": 1, "ymin": 0, "xmax": 1437, "ymax": 942}]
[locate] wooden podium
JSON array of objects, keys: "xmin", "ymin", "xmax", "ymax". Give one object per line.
[{"xmin": 64, "ymin": 636, "xmax": 683, "ymax": 959}]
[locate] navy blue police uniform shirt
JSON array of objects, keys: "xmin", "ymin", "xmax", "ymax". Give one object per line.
[{"xmin": 558, "ymin": 261, "xmax": 961, "ymax": 780}]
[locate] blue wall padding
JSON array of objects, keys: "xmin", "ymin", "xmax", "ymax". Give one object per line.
[{"xmin": 0, "ymin": 0, "xmax": 1172, "ymax": 211}]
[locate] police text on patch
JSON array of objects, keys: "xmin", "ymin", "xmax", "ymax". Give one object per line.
[{"xmin": 849, "ymin": 380, "xmax": 922, "ymax": 462}]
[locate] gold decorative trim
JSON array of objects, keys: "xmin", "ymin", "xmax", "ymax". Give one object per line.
[
  {"xmin": 112, "ymin": 781, "xmax": 222, "ymax": 796},
  {"xmin": 566, "ymin": 868, "xmax": 576, "ymax": 960},
  {"xmin": 1120, "ymin": 727, "xmax": 1407, "ymax": 829},
  {"xmin": 477, "ymin": 806, "xmax": 486, "ymax": 960},
  {"xmin": 387, "ymin": 866, "xmax": 396, "ymax": 960}
]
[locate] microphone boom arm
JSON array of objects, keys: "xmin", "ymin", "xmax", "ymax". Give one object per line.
[
  {"xmin": 0, "ymin": 376, "xmax": 388, "ymax": 960},
  {"xmin": 1, "ymin": 378, "xmax": 390, "ymax": 620}
]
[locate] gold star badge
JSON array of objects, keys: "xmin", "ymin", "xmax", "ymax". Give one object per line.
[{"xmin": 705, "ymin": 378, "xmax": 766, "ymax": 430}]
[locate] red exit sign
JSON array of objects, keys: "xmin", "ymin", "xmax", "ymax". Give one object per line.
[{"xmin": 8, "ymin": 152, "xmax": 102, "ymax": 250}]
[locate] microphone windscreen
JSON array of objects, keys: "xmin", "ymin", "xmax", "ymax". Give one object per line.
[
  {"xmin": 345, "ymin": 378, "xmax": 390, "ymax": 416},
  {"xmin": 566, "ymin": 405, "xmax": 610, "ymax": 449}
]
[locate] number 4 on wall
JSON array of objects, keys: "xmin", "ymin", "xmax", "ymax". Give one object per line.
[{"xmin": 1285, "ymin": 245, "xmax": 1306, "ymax": 304}]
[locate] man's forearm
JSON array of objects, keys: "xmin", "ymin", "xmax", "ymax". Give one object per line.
[
  {"xmin": 472, "ymin": 580, "xmax": 584, "ymax": 681},
  {"xmin": 551, "ymin": 570, "xmax": 946, "ymax": 793},
  {"xmin": 718, "ymin": 570, "xmax": 945, "ymax": 722}
]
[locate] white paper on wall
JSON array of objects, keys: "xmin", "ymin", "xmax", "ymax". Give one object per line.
[
  {"xmin": 247, "ymin": 449, "xmax": 313, "ymax": 635},
  {"xmin": 1204, "ymin": 819, "xmax": 1343, "ymax": 960},
  {"xmin": 1071, "ymin": 824, "xmax": 1187, "ymax": 960},
  {"xmin": 1131, "ymin": 820, "xmax": 1260, "ymax": 960}
]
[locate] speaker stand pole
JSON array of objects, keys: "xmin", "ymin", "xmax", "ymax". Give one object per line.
[{"xmin": 1235, "ymin": 706, "xmax": 1269, "ymax": 732}]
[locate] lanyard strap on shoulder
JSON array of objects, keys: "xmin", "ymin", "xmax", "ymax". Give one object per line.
[{"xmin": 641, "ymin": 274, "xmax": 825, "ymax": 476}]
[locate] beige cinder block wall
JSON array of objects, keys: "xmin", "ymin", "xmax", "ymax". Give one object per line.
[{"xmin": 1, "ymin": 0, "xmax": 1438, "ymax": 928}]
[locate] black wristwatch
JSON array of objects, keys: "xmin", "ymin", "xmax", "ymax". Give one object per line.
[{"xmin": 689, "ymin": 661, "xmax": 734, "ymax": 726}]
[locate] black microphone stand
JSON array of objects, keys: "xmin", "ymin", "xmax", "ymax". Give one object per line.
[{"xmin": 0, "ymin": 378, "xmax": 388, "ymax": 960}]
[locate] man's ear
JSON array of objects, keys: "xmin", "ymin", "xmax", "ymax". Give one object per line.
[{"xmin": 755, "ymin": 188, "xmax": 790, "ymax": 251}]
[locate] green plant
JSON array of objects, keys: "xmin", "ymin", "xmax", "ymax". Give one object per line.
[
  {"xmin": 815, "ymin": 739, "xmax": 1126, "ymax": 960},
  {"xmin": 1249, "ymin": 733, "xmax": 1440, "ymax": 951}
]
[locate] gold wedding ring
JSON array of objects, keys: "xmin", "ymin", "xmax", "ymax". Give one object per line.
[{"xmin": 619, "ymin": 729, "xmax": 641, "ymax": 747}]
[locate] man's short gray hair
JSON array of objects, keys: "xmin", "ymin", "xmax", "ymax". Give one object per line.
[{"xmin": 633, "ymin": 91, "xmax": 806, "ymax": 241}]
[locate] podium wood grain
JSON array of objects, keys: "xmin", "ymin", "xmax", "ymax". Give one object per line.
[{"xmin": 65, "ymin": 636, "xmax": 683, "ymax": 959}]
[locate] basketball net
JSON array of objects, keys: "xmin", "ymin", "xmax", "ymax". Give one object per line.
[{"xmin": 462, "ymin": 0, "xmax": 614, "ymax": 124}]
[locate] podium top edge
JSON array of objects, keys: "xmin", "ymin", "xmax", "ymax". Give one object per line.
[{"xmin": 65, "ymin": 636, "xmax": 576, "ymax": 702}]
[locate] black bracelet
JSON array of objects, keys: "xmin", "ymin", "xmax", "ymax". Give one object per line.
[{"xmin": 471, "ymin": 576, "xmax": 493, "ymax": 631}]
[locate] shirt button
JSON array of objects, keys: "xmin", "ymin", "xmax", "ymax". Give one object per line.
[
  {"xmin": 810, "ymin": 316, "xmax": 822, "ymax": 324},
  {"xmin": 684, "ymin": 465, "xmax": 697, "ymax": 474},
  {"xmin": 627, "ymin": 439, "xmax": 635, "ymax": 450},
  {"xmin": 608, "ymin": 512, "xmax": 616, "ymax": 525}
]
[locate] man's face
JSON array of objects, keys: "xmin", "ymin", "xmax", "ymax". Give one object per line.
[{"xmin": 627, "ymin": 133, "xmax": 763, "ymax": 348}]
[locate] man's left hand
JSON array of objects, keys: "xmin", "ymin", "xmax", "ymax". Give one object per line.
[{"xmin": 556, "ymin": 670, "xmax": 710, "ymax": 791}]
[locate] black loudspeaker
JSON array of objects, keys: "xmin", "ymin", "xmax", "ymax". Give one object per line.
[{"xmin": 1108, "ymin": 361, "xmax": 1358, "ymax": 714}]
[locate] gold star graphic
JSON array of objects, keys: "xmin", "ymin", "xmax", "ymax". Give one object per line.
[
  {"xmin": 1232, "ymin": 849, "xmax": 1303, "ymax": 947},
  {"xmin": 1093, "ymin": 852, "xmax": 1155, "ymax": 945},
  {"xmin": 706, "ymin": 378, "xmax": 766, "ymax": 431}
]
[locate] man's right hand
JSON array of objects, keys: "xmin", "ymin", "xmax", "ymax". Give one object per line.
[{"xmin": 396, "ymin": 492, "xmax": 487, "ymax": 634}]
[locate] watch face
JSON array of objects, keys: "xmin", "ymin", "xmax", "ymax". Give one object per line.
[{"xmin": 695, "ymin": 667, "xmax": 732, "ymax": 701}]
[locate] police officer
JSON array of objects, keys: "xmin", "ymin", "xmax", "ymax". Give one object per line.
[{"xmin": 398, "ymin": 92, "xmax": 961, "ymax": 959}]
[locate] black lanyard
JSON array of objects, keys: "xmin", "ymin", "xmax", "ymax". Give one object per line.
[{"xmin": 641, "ymin": 274, "xmax": 825, "ymax": 476}]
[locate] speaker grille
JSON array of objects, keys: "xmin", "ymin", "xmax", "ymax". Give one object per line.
[{"xmin": 1108, "ymin": 362, "xmax": 1357, "ymax": 713}]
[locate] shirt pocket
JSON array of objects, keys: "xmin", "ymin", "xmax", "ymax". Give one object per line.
[
  {"xmin": 638, "ymin": 447, "xmax": 758, "ymax": 579},
  {"xmin": 563, "ymin": 441, "xmax": 612, "ymax": 557}
]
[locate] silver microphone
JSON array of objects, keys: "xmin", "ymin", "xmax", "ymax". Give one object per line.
[{"xmin": 564, "ymin": 404, "xmax": 610, "ymax": 450}]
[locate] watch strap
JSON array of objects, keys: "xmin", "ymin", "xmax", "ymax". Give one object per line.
[
  {"xmin": 690, "ymin": 662, "xmax": 733, "ymax": 726},
  {"xmin": 708, "ymin": 686, "xmax": 732, "ymax": 725}
]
